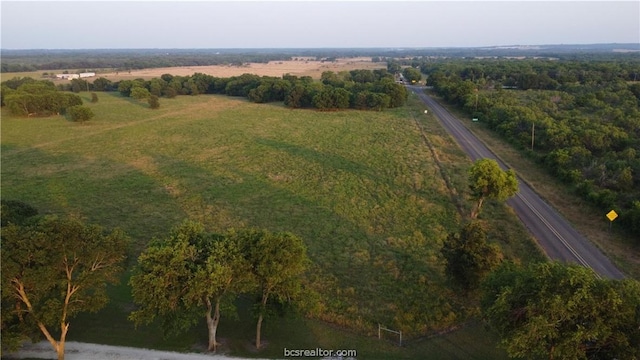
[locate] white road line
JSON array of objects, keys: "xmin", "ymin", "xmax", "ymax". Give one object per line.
[{"xmin": 516, "ymin": 192, "xmax": 601, "ymax": 279}]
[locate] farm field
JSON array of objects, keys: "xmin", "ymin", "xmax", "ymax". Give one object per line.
[
  {"xmin": 0, "ymin": 57, "xmax": 386, "ymax": 83},
  {"xmin": 1, "ymin": 91, "xmax": 540, "ymax": 358}
]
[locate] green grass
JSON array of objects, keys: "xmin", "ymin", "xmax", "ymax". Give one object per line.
[{"xmin": 1, "ymin": 91, "xmax": 541, "ymax": 358}]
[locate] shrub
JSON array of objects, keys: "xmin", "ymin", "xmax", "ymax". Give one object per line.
[
  {"xmin": 66, "ymin": 105, "xmax": 94, "ymax": 124},
  {"xmin": 148, "ymin": 95, "xmax": 160, "ymax": 109}
]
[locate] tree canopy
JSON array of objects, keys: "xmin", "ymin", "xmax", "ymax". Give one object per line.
[
  {"xmin": 468, "ymin": 158, "xmax": 518, "ymax": 218},
  {"xmin": 1, "ymin": 216, "xmax": 129, "ymax": 360},
  {"xmin": 482, "ymin": 261, "xmax": 640, "ymax": 360},
  {"xmin": 129, "ymin": 221, "xmax": 253, "ymax": 352},
  {"xmin": 441, "ymin": 221, "xmax": 503, "ymax": 293},
  {"xmin": 66, "ymin": 105, "xmax": 94, "ymax": 124},
  {"xmin": 1, "ymin": 78, "xmax": 82, "ymax": 117},
  {"xmin": 101, "ymin": 70, "xmax": 407, "ymax": 111},
  {"xmin": 228, "ymin": 228, "xmax": 309, "ymax": 349},
  {"xmin": 130, "ymin": 222, "xmax": 308, "ymax": 351}
]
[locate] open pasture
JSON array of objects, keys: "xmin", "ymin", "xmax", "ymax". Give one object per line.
[{"xmin": 1, "ymin": 92, "xmax": 534, "ymax": 358}]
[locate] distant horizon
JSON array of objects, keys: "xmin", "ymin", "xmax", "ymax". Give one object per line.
[
  {"xmin": 2, "ymin": 42, "xmax": 639, "ymax": 52},
  {"xmin": 2, "ymin": 2, "xmax": 638, "ymax": 50}
]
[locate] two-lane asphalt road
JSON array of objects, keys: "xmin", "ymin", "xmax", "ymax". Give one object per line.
[{"xmin": 409, "ymin": 86, "xmax": 625, "ymax": 279}]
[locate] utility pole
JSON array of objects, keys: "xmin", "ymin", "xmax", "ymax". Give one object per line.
[
  {"xmin": 474, "ymin": 89, "xmax": 478, "ymax": 112},
  {"xmin": 531, "ymin": 122, "xmax": 535, "ymax": 151}
]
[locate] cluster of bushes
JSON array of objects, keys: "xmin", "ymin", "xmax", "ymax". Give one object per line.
[
  {"xmin": 422, "ymin": 59, "xmax": 640, "ymax": 238},
  {"xmin": 107, "ymin": 69, "xmax": 407, "ymax": 111}
]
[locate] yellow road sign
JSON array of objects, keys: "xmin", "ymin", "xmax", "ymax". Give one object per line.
[{"xmin": 606, "ymin": 210, "xmax": 618, "ymax": 222}]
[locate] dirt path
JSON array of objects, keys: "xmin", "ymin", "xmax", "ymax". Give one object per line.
[{"xmin": 3, "ymin": 341, "xmax": 268, "ymax": 360}]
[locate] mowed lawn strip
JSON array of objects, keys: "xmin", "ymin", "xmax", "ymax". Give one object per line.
[{"xmin": 1, "ymin": 92, "xmax": 537, "ymax": 358}]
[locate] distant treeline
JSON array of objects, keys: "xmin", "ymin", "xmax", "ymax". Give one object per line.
[
  {"xmin": 3, "ymin": 45, "xmax": 639, "ymax": 73},
  {"xmin": 1, "ymin": 68, "xmax": 407, "ymax": 112},
  {"xmin": 418, "ymin": 58, "xmax": 640, "ymax": 238},
  {"xmin": 83, "ymin": 69, "xmax": 405, "ymax": 111},
  {"xmin": 0, "ymin": 51, "xmax": 293, "ymax": 73}
]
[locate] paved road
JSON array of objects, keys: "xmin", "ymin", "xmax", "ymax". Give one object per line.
[{"xmin": 409, "ymin": 86, "xmax": 625, "ymax": 280}]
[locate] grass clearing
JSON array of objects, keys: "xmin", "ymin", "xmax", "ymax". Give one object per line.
[{"xmin": 1, "ymin": 91, "xmax": 540, "ymax": 358}]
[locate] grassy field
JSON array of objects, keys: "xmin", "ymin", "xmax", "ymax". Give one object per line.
[{"xmin": 1, "ymin": 91, "xmax": 541, "ymax": 358}]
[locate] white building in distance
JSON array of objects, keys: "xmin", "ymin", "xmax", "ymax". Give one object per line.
[
  {"xmin": 55, "ymin": 72, "xmax": 95, "ymax": 80},
  {"xmin": 56, "ymin": 74, "xmax": 79, "ymax": 80}
]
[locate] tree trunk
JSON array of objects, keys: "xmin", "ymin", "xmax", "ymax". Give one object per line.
[
  {"xmin": 255, "ymin": 292, "xmax": 268, "ymax": 349},
  {"xmin": 205, "ymin": 297, "xmax": 220, "ymax": 352},
  {"xmin": 16, "ymin": 281, "xmax": 66, "ymax": 360},
  {"xmin": 57, "ymin": 321, "xmax": 69, "ymax": 360},
  {"xmin": 255, "ymin": 312, "xmax": 263, "ymax": 349},
  {"xmin": 471, "ymin": 197, "xmax": 485, "ymax": 219},
  {"xmin": 57, "ymin": 340, "xmax": 65, "ymax": 360}
]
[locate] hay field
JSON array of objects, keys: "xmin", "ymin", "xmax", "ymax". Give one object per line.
[
  {"xmin": 1, "ymin": 57, "xmax": 386, "ymax": 83},
  {"xmin": 98, "ymin": 57, "xmax": 385, "ymax": 81}
]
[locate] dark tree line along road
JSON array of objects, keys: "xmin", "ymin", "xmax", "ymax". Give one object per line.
[{"xmin": 409, "ymin": 86, "xmax": 625, "ymax": 280}]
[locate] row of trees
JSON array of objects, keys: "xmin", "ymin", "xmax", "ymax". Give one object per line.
[
  {"xmin": 81, "ymin": 69, "xmax": 408, "ymax": 111},
  {"xmin": 130, "ymin": 221, "xmax": 309, "ymax": 352},
  {"xmin": 423, "ymin": 58, "xmax": 640, "ymax": 238},
  {"xmin": 0, "ymin": 201, "xmax": 308, "ymax": 359}
]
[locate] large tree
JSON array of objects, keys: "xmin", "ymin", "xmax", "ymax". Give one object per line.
[
  {"xmin": 1, "ymin": 217, "xmax": 128, "ymax": 360},
  {"xmin": 441, "ymin": 221, "xmax": 503, "ymax": 292},
  {"xmin": 229, "ymin": 229, "xmax": 308, "ymax": 349},
  {"xmin": 402, "ymin": 67, "xmax": 422, "ymax": 84},
  {"xmin": 129, "ymin": 221, "xmax": 252, "ymax": 352},
  {"xmin": 482, "ymin": 262, "xmax": 640, "ymax": 360},
  {"xmin": 468, "ymin": 158, "xmax": 518, "ymax": 218}
]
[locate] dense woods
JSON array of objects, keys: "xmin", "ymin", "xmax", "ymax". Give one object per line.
[{"xmin": 419, "ymin": 58, "xmax": 640, "ymax": 239}]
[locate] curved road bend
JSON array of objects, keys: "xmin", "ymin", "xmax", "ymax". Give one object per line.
[{"xmin": 408, "ymin": 86, "xmax": 625, "ymax": 280}]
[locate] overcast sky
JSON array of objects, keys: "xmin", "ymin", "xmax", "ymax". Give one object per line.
[{"xmin": 1, "ymin": 1, "xmax": 638, "ymax": 49}]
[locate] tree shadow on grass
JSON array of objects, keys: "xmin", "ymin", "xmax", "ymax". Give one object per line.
[{"xmin": 0, "ymin": 145, "xmax": 187, "ymax": 251}]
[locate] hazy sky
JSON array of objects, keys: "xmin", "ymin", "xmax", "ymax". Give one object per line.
[{"xmin": 1, "ymin": 1, "xmax": 638, "ymax": 49}]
